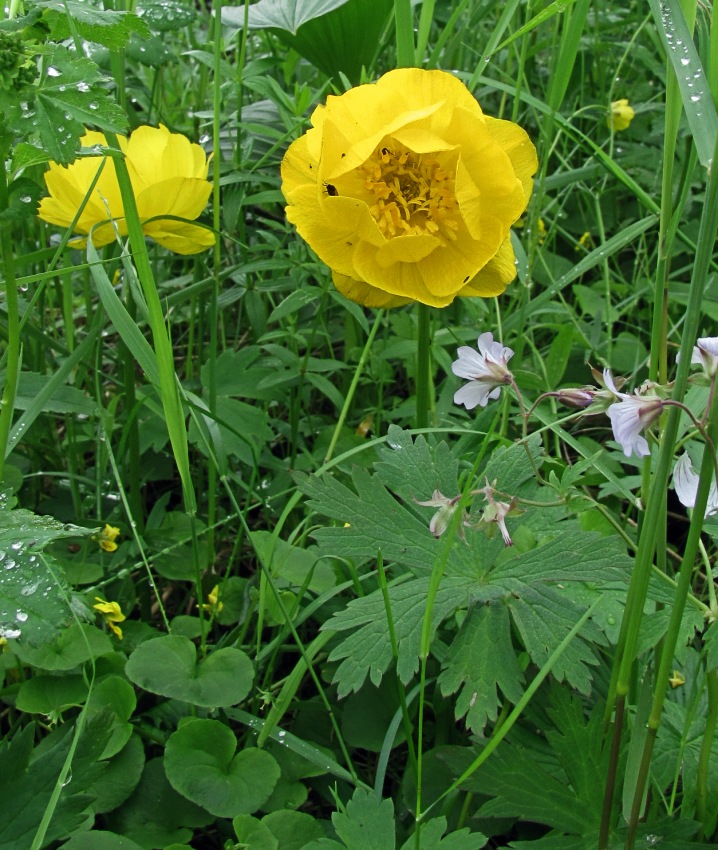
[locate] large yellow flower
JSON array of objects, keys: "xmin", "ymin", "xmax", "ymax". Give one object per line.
[
  {"xmin": 38, "ymin": 124, "xmax": 215, "ymax": 255},
  {"xmin": 281, "ymin": 68, "xmax": 538, "ymax": 308}
]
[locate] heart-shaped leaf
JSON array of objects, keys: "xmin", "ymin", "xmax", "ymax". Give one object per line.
[
  {"xmin": 125, "ymin": 635, "xmax": 253, "ymax": 707},
  {"xmin": 165, "ymin": 719, "xmax": 280, "ymax": 818}
]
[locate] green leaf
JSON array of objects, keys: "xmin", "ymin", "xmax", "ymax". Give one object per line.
[
  {"xmin": 125, "ymin": 634, "xmax": 254, "ymax": 707},
  {"xmin": 649, "ymin": 0, "xmax": 718, "ymax": 170},
  {"xmin": 0, "ymin": 713, "xmax": 113, "ymax": 848},
  {"xmin": 137, "ymin": 0, "xmax": 196, "ymax": 32},
  {"xmin": 164, "ymin": 719, "xmax": 280, "ymax": 818},
  {"xmin": 85, "ymin": 675, "xmax": 137, "ymax": 758},
  {"xmin": 15, "ymin": 673, "xmax": 88, "ymax": 715},
  {"xmin": 228, "ymin": 0, "xmax": 352, "ymax": 34},
  {"xmin": 398, "ymin": 817, "xmax": 487, "ymax": 849},
  {"xmin": 10, "ymin": 371, "xmax": 97, "ymax": 415},
  {"xmin": 38, "ymin": 0, "xmax": 151, "ymax": 48},
  {"xmin": 14, "ymin": 623, "xmax": 113, "ymax": 671},
  {"xmin": 305, "ymin": 788, "xmax": 395, "ymax": 850},
  {"xmin": 233, "ymin": 815, "xmax": 279, "ymax": 850},
  {"xmin": 60, "ymin": 831, "xmax": 146, "ymax": 849},
  {"xmin": 0, "ymin": 501, "xmax": 88, "ymax": 646},
  {"xmin": 91, "ymin": 734, "xmax": 146, "ymax": 815},
  {"xmin": 262, "ymin": 811, "xmax": 325, "ymax": 849},
  {"xmin": 438, "ymin": 603, "xmax": 524, "ymax": 733},
  {"xmin": 324, "ymin": 576, "xmax": 477, "ymax": 696},
  {"xmin": 251, "ymin": 530, "xmax": 336, "ymax": 595},
  {"xmin": 104, "ymin": 757, "xmax": 213, "ymax": 846},
  {"xmin": 33, "ymin": 45, "xmax": 127, "ymax": 163}
]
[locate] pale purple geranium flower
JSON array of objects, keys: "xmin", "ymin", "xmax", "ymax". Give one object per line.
[
  {"xmin": 672, "ymin": 453, "xmax": 718, "ymax": 517},
  {"xmin": 452, "ymin": 332, "xmax": 514, "ymax": 410},
  {"xmin": 603, "ymin": 369, "xmax": 665, "ymax": 458},
  {"xmin": 690, "ymin": 337, "xmax": 718, "ymax": 378}
]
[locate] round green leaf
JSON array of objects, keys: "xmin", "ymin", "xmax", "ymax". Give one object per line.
[
  {"xmin": 125, "ymin": 635, "xmax": 253, "ymax": 707},
  {"xmin": 232, "ymin": 814, "xmax": 278, "ymax": 850},
  {"xmin": 14, "ymin": 623, "xmax": 113, "ymax": 671},
  {"xmin": 60, "ymin": 831, "xmax": 145, "ymax": 849},
  {"xmin": 92, "ymin": 733, "xmax": 146, "ymax": 814},
  {"xmin": 165, "ymin": 718, "xmax": 280, "ymax": 818},
  {"xmin": 15, "ymin": 673, "xmax": 88, "ymax": 714},
  {"xmin": 86, "ymin": 675, "xmax": 137, "ymax": 758},
  {"xmin": 262, "ymin": 811, "xmax": 325, "ymax": 849}
]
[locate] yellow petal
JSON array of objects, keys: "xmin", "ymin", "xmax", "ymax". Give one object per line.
[
  {"xmin": 458, "ymin": 236, "xmax": 517, "ymax": 298},
  {"xmin": 332, "ymin": 272, "xmax": 413, "ymax": 308},
  {"xmin": 281, "ymin": 132, "xmax": 320, "ymax": 201},
  {"xmin": 135, "ymin": 177, "xmax": 213, "ymax": 223},
  {"xmin": 484, "ymin": 116, "xmax": 538, "ymax": 204},
  {"xmin": 142, "ymin": 221, "xmax": 216, "ymax": 255}
]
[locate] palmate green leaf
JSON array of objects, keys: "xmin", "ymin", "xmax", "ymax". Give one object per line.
[
  {"xmin": 305, "ymin": 788, "xmax": 395, "ymax": 850},
  {"xmin": 444, "ymin": 688, "xmax": 608, "ymax": 840},
  {"xmin": 37, "ymin": 0, "xmax": 151, "ymax": 48},
  {"xmin": 398, "ymin": 816, "xmax": 487, "ymax": 850},
  {"xmin": 438, "ymin": 603, "xmax": 524, "ymax": 732},
  {"xmin": 32, "ymin": 45, "xmax": 127, "ymax": 164},
  {"xmin": 0, "ymin": 499, "xmax": 89, "ymax": 646},
  {"xmin": 324, "ymin": 576, "xmax": 484, "ymax": 697},
  {"xmin": 305, "ymin": 432, "xmax": 629, "ymax": 716}
]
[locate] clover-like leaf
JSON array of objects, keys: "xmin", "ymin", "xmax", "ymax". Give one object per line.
[
  {"xmin": 125, "ymin": 634, "xmax": 253, "ymax": 707},
  {"xmin": 165, "ymin": 719, "xmax": 280, "ymax": 818}
]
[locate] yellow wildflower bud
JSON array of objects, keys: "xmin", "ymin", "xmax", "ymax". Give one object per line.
[
  {"xmin": 98, "ymin": 524, "xmax": 120, "ymax": 553},
  {"xmin": 38, "ymin": 125, "xmax": 215, "ymax": 255},
  {"xmin": 93, "ymin": 597, "xmax": 126, "ymax": 639},
  {"xmin": 201, "ymin": 584, "xmax": 224, "ymax": 615},
  {"xmin": 608, "ymin": 99, "xmax": 635, "ymax": 132},
  {"xmin": 669, "ymin": 670, "xmax": 685, "ymax": 689}
]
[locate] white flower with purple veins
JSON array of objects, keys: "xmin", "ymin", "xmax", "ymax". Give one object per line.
[
  {"xmin": 452, "ymin": 332, "xmax": 514, "ymax": 410},
  {"xmin": 603, "ymin": 369, "xmax": 665, "ymax": 458},
  {"xmin": 691, "ymin": 337, "xmax": 718, "ymax": 378},
  {"xmin": 672, "ymin": 453, "xmax": 718, "ymax": 516}
]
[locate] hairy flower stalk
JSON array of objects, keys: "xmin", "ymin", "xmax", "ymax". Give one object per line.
[{"xmin": 281, "ymin": 68, "xmax": 537, "ymax": 307}]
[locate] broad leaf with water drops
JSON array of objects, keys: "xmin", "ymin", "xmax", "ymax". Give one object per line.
[
  {"xmin": 32, "ymin": 45, "xmax": 127, "ymax": 164},
  {"xmin": 0, "ymin": 495, "xmax": 91, "ymax": 646}
]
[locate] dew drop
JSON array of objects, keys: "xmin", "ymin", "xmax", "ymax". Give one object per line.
[{"xmin": 47, "ymin": 66, "xmax": 61, "ymax": 77}]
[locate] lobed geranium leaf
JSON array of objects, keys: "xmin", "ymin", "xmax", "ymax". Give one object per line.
[
  {"xmin": 324, "ymin": 576, "xmax": 481, "ymax": 697},
  {"xmin": 438, "ymin": 603, "xmax": 524, "ymax": 733},
  {"xmin": 32, "ymin": 45, "xmax": 127, "ymax": 164},
  {"xmin": 398, "ymin": 816, "xmax": 487, "ymax": 849},
  {"xmin": 37, "ymin": 0, "xmax": 151, "ymax": 48},
  {"xmin": 306, "ymin": 788, "xmax": 395, "ymax": 850}
]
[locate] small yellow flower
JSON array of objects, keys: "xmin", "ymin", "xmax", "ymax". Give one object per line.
[
  {"xmin": 0, "ymin": 637, "xmax": 7, "ymax": 653},
  {"xmin": 97, "ymin": 524, "xmax": 120, "ymax": 553},
  {"xmin": 608, "ymin": 99, "xmax": 635, "ymax": 132},
  {"xmin": 282, "ymin": 68, "xmax": 537, "ymax": 308},
  {"xmin": 93, "ymin": 597, "xmax": 126, "ymax": 639},
  {"xmin": 201, "ymin": 584, "xmax": 224, "ymax": 616},
  {"xmin": 669, "ymin": 670, "xmax": 685, "ymax": 688},
  {"xmin": 38, "ymin": 124, "xmax": 215, "ymax": 255},
  {"xmin": 576, "ymin": 231, "xmax": 593, "ymax": 251}
]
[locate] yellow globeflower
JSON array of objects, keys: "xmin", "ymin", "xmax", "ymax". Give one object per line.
[
  {"xmin": 93, "ymin": 597, "xmax": 126, "ymax": 639},
  {"xmin": 608, "ymin": 99, "xmax": 635, "ymax": 132},
  {"xmin": 281, "ymin": 68, "xmax": 537, "ymax": 308},
  {"xmin": 38, "ymin": 124, "xmax": 215, "ymax": 255}
]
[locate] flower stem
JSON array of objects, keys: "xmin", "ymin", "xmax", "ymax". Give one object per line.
[
  {"xmin": 0, "ymin": 133, "xmax": 19, "ymax": 482},
  {"xmin": 324, "ymin": 309, "xmax": 384, "ymax": 464},
  {"xmin": 415, "ymin": 303, "xmax": 431, "ymax": 429},
  {"xmin": 697, "ymin": 668, "xmax": 718, "ymax": 834}
]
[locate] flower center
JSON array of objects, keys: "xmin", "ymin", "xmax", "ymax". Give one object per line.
[{"xmin": 362, "ymin": 142, "xmax": 458, "ymax": 242}]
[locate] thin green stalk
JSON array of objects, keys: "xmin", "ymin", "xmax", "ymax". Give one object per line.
[
  {"xmin": 415, "ymin": 303, "xmax": 431, "ymax": 429},
  {"xmin": 600, "ymin": 132, "xmax": 718, "ymax": 849},
  {"xmin": 625, "ymin": 386, "xmax": 718, "ymax": 849},
  {"xmin": 0, "ymin": 134, "xmax": 20, "ymax": 481},
  {"xmin": 324, "ymin": 309, "xmax": 384, "ymax": 464},
  {"xmin": 697, "ymin": 668, "xmax": 718, "ymax": 834},
  {"xmin": 206, "ymin": 0, "xmax": 224, "ymax": 567},
  {"xmin": 393, "ymin": 0, "xmax": 415, "ymax": 67},
  {"xmin": 415, "ymin": 0, "xmax": 435, "ymax": 64},
  {"xmin": 376, "ymin": 552, "xmax": 418, "ymax": 776}
]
